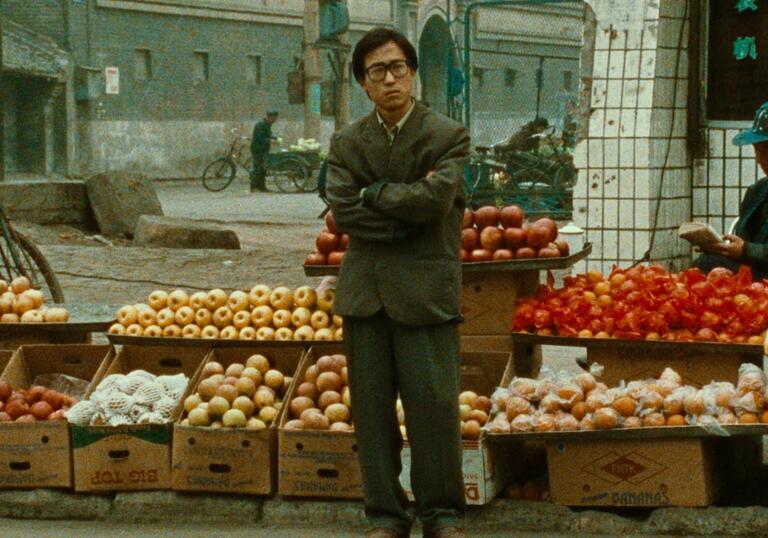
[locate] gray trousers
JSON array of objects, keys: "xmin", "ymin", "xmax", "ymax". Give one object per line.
[{"xmin": 344, "ymin": 309, "xmax": 465, "ymax": 534}]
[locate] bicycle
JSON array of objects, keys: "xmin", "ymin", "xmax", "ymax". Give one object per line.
[
  {"xmin": 202, "ymin": 130, "xmax": 310, "ymax": 193},
  {"xmin": 0, "ymin": 207, "xmax": 64, "ymax": 303}
]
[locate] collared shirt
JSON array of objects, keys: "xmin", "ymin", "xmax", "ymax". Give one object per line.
[{"xmin": 377, "ymin": 99, "xmax": 415, "ymax": 146}]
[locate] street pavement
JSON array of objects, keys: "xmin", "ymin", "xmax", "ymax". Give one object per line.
[{"xmin": 0, "ymin": 519, "xmax": 598, "ymax": 538}]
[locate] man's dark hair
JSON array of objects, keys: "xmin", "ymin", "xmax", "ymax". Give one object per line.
[{"xmin": 352, "ymin": 27, "xmax": 418, "ymax": 84}]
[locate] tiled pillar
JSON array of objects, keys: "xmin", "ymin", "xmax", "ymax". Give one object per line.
[{"xmin": 574, "ymin": 0, "xmax": 691, "ymax": 275}]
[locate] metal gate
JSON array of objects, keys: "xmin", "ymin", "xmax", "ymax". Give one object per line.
[{"xmin": 448, "ymin": 0, "xmax": 587, "ymax": 219}]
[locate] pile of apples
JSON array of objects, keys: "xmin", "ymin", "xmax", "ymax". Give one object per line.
[
  {"xmin": 487, "ymin": 363, "xmax": 768, "ymax": 434},
  {"xmin": 305, "ymin": 213, "xmax": 348, "ymax": 266},
  {"xmin": 0, "ymin": 380, "xmax": 75, "ymax": 422},
  {"xmin": 109, "ymin": 285, "xmax": 342, "ymax": 341},
  {"xmin": 181, "ymin": 354, "xmax": 290, "ymax": 430},
  {"xmin": 283, "ymin": 353, "xmax": 353, "ymax": 431},
  {"xmin": 0, "ymin": 277, "xmax": 69, "ymax": 324},
  {"xmin": 397, "ymin": 390, "xmax": 492, "ymax": 440},
  {"xmin": 462, "ymin": 205, "xmax": 568, "ymax": 263}
]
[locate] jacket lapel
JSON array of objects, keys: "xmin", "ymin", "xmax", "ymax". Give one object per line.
[
  {"xmin": 361, "ymin": 112, "xmax": 391, "ymax": 182},
  {"xmin": 388, "ymin": 103, "xmax": 425, "ymax": 183}
]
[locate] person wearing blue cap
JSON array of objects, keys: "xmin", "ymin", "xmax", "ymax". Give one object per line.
[
  {"xmin": 250, "ymin": 110, "xmax": 279, "ymax": 192},
  {"xmin": 694, "ymin": 101, "xmax": 768, "ymax": 278}
]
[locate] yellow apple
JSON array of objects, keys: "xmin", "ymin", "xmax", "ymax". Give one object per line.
[
  {"xmin": 250, "ymin": 305, "xmax": 273, "ymax": 328},
  {"xmin": 317, "ymin": 289, "xmax": 335, "ymax": 312},
  {"xmin": 248, "ymin": 284, "xmax": 272, "ymax": 307},
  {"xmin": 311, "ymin": 310, "xmax": 330, "ymax": 330},
  {"xmin": 292, "ymin": 307, "xmax": 312, "ymax": 327},
  {"xmin": 269, "ymin": 286, "xmax": 294, "ymax": 310},
  {"xmin": 294, "ymin": 286, "xmax": 317, "ymax": 308}
]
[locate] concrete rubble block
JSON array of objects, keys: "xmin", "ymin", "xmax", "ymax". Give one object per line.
[
  {"xmin": 0, "ymin": 488, "xmax": 112, "ymax": 520},
  {"xmin": 111, "ymin": 491, "xmax": 261, "ymax": 523},
  {"xmin": 85, "ymin": 172, "xmax": 164, "ymax": 238},
  {"xmin": 646, "ymin": 506, "xmax": 768, "ymax": 536},
  {"xmin": 132, "ymin": 215, "xmax": 241, "ymax": 250},
  {"xmin": 260, "ymin": 497, "xmax": 366, "ymax": 528}
]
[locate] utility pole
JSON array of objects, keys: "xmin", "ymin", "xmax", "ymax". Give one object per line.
[
  {"xmin": 0, "ymin": 0, "xmax": 5, "ymax": 183},
  {"xmin": 303, "ymin": 0, "xmax": 322, "ymax": 140},
  {"xmin": 334, "ymin": 0, "xmax": 350, "ymax": 130}
]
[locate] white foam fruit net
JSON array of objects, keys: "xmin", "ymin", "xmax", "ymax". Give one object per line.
[{"xmin": 65, "ymin": 370, "xmax": 188, "ymax": 426}]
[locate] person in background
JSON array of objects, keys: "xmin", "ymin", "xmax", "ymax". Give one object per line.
[
  {"xmin": 250, "ymin": 110, "xmax": 279, "ymax": 193},
  {"xmin": 325, "ymin": 28, "xmax": 470, "ymax": 538},
  {"xmin": 694, "ymin": 101, "xmax": 768, "ymax": 279}
]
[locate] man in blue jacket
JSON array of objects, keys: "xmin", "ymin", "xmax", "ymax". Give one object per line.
[
  {"xmin": 695, "ymin": 101, "xmax": 768, "ymax": 278},
  {"xmin": 250, "ymin": 110, "xmax": 279, "ymax": 192}
]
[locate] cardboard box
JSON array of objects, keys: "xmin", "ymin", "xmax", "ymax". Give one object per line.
[
  {"xmin": 461, "ymin": 335, "xmax": 541, "ymax": 379},
  {"xmin": 460, "ymin": 270, "xmax": 539, "ymax": 335},
  {"xmin": 585, "ymin": 346, "xmax": 761, "ymax": 387},
  {"xmin": 0, "ymin": 344, "xmax": 113, "ymax": 489},
  {"xmin": 172, "ymin": 346, "xmax": 305, "ymax": 495},
  {"xmin": 71, "ymin": 345, "xmax": 207, "ymax": 492},
  {"xmin": 547, "ymin": 437, "xmax": 720, "ymax": 507},
  {"xmin": 278, "ymin": 345, "xmax": 362, "ymax": 498},
  {"xmin": 0, "ymin": 350, "xmax": 13, "ymax": 372},
  {"xmin": 399, "ymin": 351, "xmax": 516, "ymax": 505}
]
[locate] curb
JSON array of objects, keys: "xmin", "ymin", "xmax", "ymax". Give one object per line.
[{"xmin": 2, "ymin": 491, "xmax": 768, "ymax": 535}]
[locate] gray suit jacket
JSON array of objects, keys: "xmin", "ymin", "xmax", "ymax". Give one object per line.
[{"xmin": 326, "ymin": 101, "xmax": 470, "ymax": 326}]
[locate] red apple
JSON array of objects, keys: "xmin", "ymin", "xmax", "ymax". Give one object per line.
[
  {"xmin": 499, "ymin": 205, "xmax": 524, "ymax": 228},
  {"xmin": 325, "ymin": 212, "xmax": 339, "ymax": 235},
  {"xmin": 316, "ymin": 232, "xmax": 340, "ymax": 255},
  {"xmin": 555, "ymin": 239, "xmax": 569, "ymax": 256},
  {"xmin": 470, "ymin": 249, "xmax": 493, "ymax": 262},
  {"xmin": 462, "ymin": 209, "xmax": 474, "ymax": 229},
  {"xmin": 480, "ymin": 227, "xmax": 504, "ymax": 251},
  {"xmin": 474, "ymin": 206, "xmax": 499, "ymax": 229},
  {"xmin": 504, "ymin": 227, "xmax": 527, "ymax": 250},
  {"xmin": 461, "ymin": 228, "xmax": 479, "ymax": 251},
  {"xmin": 492, "ymin": 249, "xmax": 514, "ymax": 261},
  {"xmin": 460, "ymin": 249, "xmax": 470, "ymax": 262},
  {"xmin": 534, "ymin": 218, "xmax": 558, "ymax": 242},
  {"xmin": 339, "ymin": 234, "xmax": 350, "ymax": 251},
  {"xmin": 538, "ymin": 247, "xmax": 560, "ymax": 258},
  {"xmin": 305, "ymin": 252, "xmax": 328, "ymax": 265},
  {"xmin": 526, "ymin": 224, "xmax": 551, "ymax": 249},
  {"xmin": 328, "ymin": 251, "xmax": 344, "ymax": 265},
  {"xmin": 516, "ymin": 247, "xmax": 536, "ymax": 259}
]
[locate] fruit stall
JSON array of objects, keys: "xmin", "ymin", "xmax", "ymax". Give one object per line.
[
  {"xmin": 0, "ymin": 203, "xmax": 767, "ymax": 511},
  {"xmin": 0, "ymin": 276, "xmax": 114, "ymax": 350}
]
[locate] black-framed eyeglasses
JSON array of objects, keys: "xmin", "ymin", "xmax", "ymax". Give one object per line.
[{"xmin": 365, "ymin": 60, "xmax": 410, "ymax": 82}]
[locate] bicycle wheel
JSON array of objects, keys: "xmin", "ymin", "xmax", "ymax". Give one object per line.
[
  {"xmin": 202, "ymin": 157, "xmax": 236, "ymax": 192},
  {"xmin": 269, "ymin": 157, "xmax": 305, "ymax": 193},
  {"xmin": 294, "ymin": 163, "xmax": 317, "ymax": 193},
  {"xmin": 0, "ymin": 231, "xmax": 65, "ymax": 303}
]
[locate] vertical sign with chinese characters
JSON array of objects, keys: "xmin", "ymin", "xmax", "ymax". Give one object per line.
[
  {"xmin": 105, "ymin": 67, "xmax": 120, "ymax": 95},
  {"xmin": 707, "ymin": 0, "xmax": 768, "ymax": 120}
]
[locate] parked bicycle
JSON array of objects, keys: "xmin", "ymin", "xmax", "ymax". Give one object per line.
[
  {"xmin": 202, "ymin": 129, "xmax": 311, "ymax": 193},
  {"xmin": 0, "ymin": 207, "xmax": 64, "ymax": 303}
]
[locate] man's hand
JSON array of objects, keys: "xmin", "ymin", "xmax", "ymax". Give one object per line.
[{"xmin": 710, "ymin": 234, "xmax": 745, "ymax": 261}]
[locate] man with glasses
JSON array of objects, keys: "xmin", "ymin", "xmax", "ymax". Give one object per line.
[
  {"xmin": 325, "ymin": 28, "xmax": 470, "ymax": 538},
  {"xmin": 694, "ymin": 101, "xmax": 768, "ymax": 278}
]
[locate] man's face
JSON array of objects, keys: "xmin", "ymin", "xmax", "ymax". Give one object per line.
[
  {"xmin": 755, "ymin": 142, "xmax": 768, "ymax": 175},
  {"xmin": 267, "ymin": 115, "xmax": 278, "ymax": 125},
  {"xmin": 360, "ymin": 41, "xmax": 415, "ymax": 111}
]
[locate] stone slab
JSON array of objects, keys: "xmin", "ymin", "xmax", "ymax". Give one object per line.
[
  {"xmin": 132, "ymin": 215, "xmax": 241, "ymax": 249},
  {"xmin": 0, "ymin": 180, "xmax": 93, "ymax": 226},
  {"xmin": 85, "ymin": 172, "xmax": 163, "ymax": 238},
  {"xmin": 0, "ymin": 489, "xmax": 112, "ymax": 520},
  {"xmin": 111, "ymin": 491, "xmax": 261, "ymax": 523},
  {"xmin": 260, "ymin": 497, "xmax": 365, "ymax": 528}
]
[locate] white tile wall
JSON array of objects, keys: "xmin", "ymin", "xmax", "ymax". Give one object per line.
[{"xmin": 580, "ymin": 0, "xmax": 697, "ymax": 271}]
